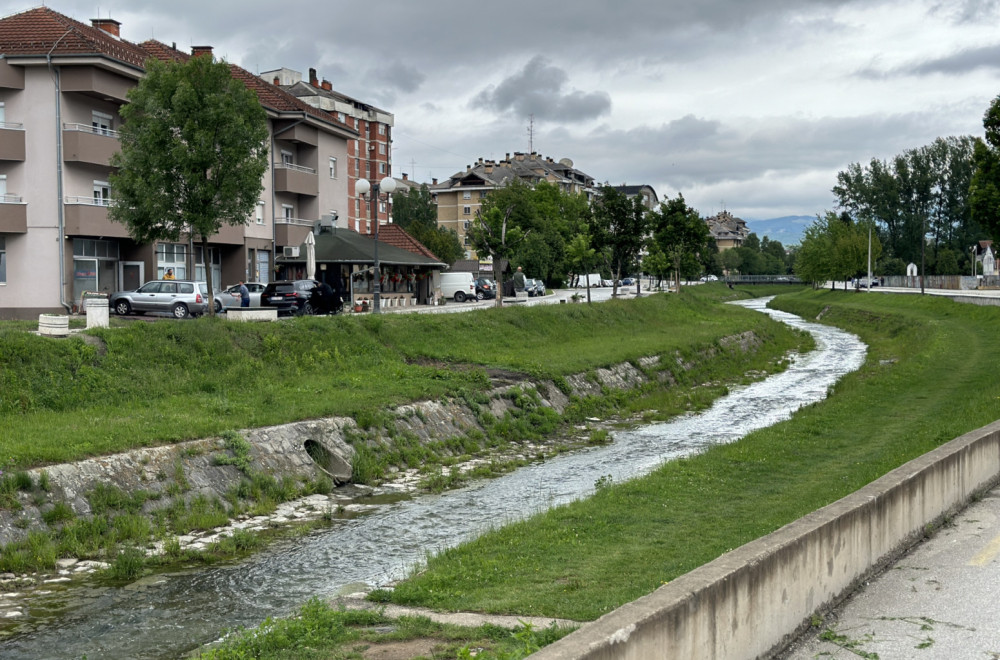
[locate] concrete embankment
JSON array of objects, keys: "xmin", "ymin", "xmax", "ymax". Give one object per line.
[
  {"xmin": 1, "ymin": 333, "xmax": 762, "ymax": 547},
  {"xmin": 530, "ymin": 420, "xmax": 1000, "ymax": 660}
]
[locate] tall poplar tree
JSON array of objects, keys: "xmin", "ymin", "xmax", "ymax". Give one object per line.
[{"xmin": 109, "ymin": 55, "xmax": 270, "ymax": 313}]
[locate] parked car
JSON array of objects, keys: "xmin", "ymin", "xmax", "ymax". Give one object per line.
[
  {"xmin": 532, "ymin": 279, "xmax": 546, "ymax": 296},
  {"xmin": 439, "ymin": 272, "xmax": 477, "ymax": 302},
  {"xmin": 621, "ymin": 277, "xmax": 636, "ymax": 286},
  {"xmin": 601, "ymin": 279, "xmax": 614, "ymax": 287},
  {"xmin": 109, "ymin": 280, "xmax": 223, "ymax": 319},
  {"xmin": 224, "ymin": 281, "xmax": 266, "ymax": 307},
  {"xmin": 525, "ymin": 278, "xmax": 540, "ymax": 297},
  {"xmin": 474, "ymin": 277, "xmax": 496, "ymax": 300},
  {"xmin": 260, "ymin": 279, "xmax": 321, "ymax": 315}
]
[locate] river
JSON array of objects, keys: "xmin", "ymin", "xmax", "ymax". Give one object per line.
[{"xmin": 0, "ymin": 297, "xmax": 866, "ymax": 659}]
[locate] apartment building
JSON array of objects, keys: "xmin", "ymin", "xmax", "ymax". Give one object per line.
[
  {"xmin": 0, "ymin": 7, "xmax": 358, "ymax": 320},
  {"xmin": 706, "ymin": 210, "xmax": 750, "ymax": 251},
  {"xmin": 431, "ymin": 152, "xmax": 596, "ymax": 259},
  {"xmin": 262, "ymin": 67, "xmax": 393, "ymax": 236}
]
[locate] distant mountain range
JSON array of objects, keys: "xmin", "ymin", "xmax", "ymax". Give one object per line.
[{"xmin": 743, "ymin": 215, "xmax": 815, "ymax": 246}]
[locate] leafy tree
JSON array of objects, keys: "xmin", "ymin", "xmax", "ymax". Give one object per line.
[
  {"xmin": 835, "ymin": 136, "xmax": 979, "ymax": 264},
  {"xmin": 795, "ymin": 212, "xmax": 881, "ymax": 288},
  {"xmin": 971, "ymin": 94, "xmax": 1000, "ymax": 242},
  {"xmin": 590, "ymin": 185, "xmax": 649, "ymax": 295},
  {"xmin": 564, "ymin": 232, "xmax": 596, "ymax": 291},
  {"xmin": 109, "ymin": 55, "xmax": 269, "ymax": 313},
  {"xmin": 468, "ymin": 205, "xmax": 527, "ymax": 307},
  {"xmin": 649, "ymin": 194, "xmax": 710, "ymax": 291},
  {"xmin": 393, "ymin": 184, "xmax": 464, "ymax": 265}
]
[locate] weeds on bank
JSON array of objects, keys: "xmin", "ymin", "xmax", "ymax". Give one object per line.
[{"xmin": 197, "ymin": 597, "xmax": 573, "ymax": 660}]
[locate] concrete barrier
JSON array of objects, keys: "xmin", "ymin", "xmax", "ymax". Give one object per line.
[
  {"xmin": 226, "ymin": 308, "xmax": 278, "ymax": 322},
  {"xmin": 531, "ymin": 421, "xmax": 1000, "ymax": 660},
  {"xmin": 85, "ymin": 298, "xmax": 109, "ymax": 329},
  {"xmin": 38, "ymin": 313, "xmax": 69, "ymax": 336}
]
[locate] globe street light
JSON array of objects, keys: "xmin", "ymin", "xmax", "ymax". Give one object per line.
[{"xmin": 355, "ymin": 176, "xmax": 396, "ymax": 313}]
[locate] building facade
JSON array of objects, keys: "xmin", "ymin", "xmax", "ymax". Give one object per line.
[
  {"xmin": 0, "ymin": 7, "xmax": 360, "ymax": 319},
  {"xmin": 705, "ymin": 210, "xmax": 750, "ymax": 251},
  {"xmin": 431, "ymin": 152, "xmax": 596, "ymax": 259},
  {"xmin": 261, "ymin": 67, "xmax": 393, "ymax": 236}
]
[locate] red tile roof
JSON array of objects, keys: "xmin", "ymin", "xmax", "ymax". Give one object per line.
[
  {"xmin": 0, "ymin": 7, "xmax": 149, "ymax": 68},
  {"xmin": 0, "ymin": 7, "xmax": 354, "ymax": 134},
  {"xmin": 371, "ymin": 224, "xmax": 441, "ymax": 262}
]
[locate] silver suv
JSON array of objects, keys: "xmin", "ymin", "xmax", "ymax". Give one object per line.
[{"xmin": 109, "ymin": 280, "xmax": 225, "ymax": 319}]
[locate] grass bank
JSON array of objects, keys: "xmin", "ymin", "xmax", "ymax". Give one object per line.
[
  {"xmin": 0, "ymin": 289, "xmax": 798, "ymax": 469},
  {"xmin": 366, "ymin": 288, "xmax": 1000, "ymax": 626}
]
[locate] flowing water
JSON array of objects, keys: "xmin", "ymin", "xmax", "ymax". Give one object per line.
[{"xmin": 0, "ymin": 297, "xmax": 866, "ymax": 659}]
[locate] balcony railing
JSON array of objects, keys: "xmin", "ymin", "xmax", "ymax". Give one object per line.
[
  {"xmin": 274, "ymin": 216, "xmax": 313, "ymax": 226},
  {"xmin": 63, "ymin": 122, "xmax": 120, "ymax": 139},
  {"xmin": 0, "ymin": 193, "xmax": 22, "ymax": 203},
  {"xmin": 65, "ymin": 195, "xmax": 111, "ymax": 206},
  {"xmin": 0, "ymin": 122, "xmax": 23, "ymax": 130},
  {"xmin": 274, "ymin": 162, "xmax": 316, "ymax": 175}
]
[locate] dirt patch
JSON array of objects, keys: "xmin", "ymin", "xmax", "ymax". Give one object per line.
[
  {"xmin": 406, "ymin": 357, "xmax": 528, "ymax": 387},
  {"xmin": 361, "ymin": 638, "xmax": 442, "ymax": 660}
]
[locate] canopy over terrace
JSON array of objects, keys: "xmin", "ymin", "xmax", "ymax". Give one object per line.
[{"xmin": 275, "ymin": 227, "xmax": 447, "ymax": 306}]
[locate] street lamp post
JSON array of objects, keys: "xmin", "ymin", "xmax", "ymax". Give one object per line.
[{"xmin": 355, "ymin": 176, "xmax": 396, "ymax": 313}]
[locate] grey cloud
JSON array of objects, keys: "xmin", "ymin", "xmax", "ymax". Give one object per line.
[
  {"xmin": 471, "ymin": 56, "xmax": 611, "ymax": 121},
  {"xmin": 857, "ymin": 43, "xmax": 1000, "ymax": 79}
]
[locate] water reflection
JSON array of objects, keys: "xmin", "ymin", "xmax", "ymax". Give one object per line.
[{"xmin": 0, "ymin": 297, "xmax": 866, "ymax": 660}]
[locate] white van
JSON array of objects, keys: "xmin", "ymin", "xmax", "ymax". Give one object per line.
[{"xmin": 439, "ymin": 272, "xmax": 477, "ymax": 302}]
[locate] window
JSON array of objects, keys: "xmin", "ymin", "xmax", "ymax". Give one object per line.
[
  {"xmin": 92, "ymin": 111, "xmax": 113, "ymax": 135},
  {"xmin": 353, "ymin": 139, "xmax": 358, "ymax": 153},
  {"xmin": 355, "ymin": 199, "xmax": 360, "ymax": 215},
  {"xmin": 255, "ymin": 201, "xmax": 265, "ymax": 225},
  {"xmin": 329, "ymin": 157, "xmax": 337, "ymax": 179},
  {"xmin": 93, "ymin": 181, "xmax": 110, "ymax": 206},
  {"xmin": 0, "ymin": 236, "xmax": 5, "ymax": 283},
  {"xmin": 464, "ymin": 221, "xmax": 471, "ymax": 230},
  {"xmin": 282, "ymin": 204, "xmax": 294, "ymax": 221},
  {"xmin": 354, "ymin": 158, "xmax": 359, "ymax": 175},
  {"xmin": 73, "ymin": 238, "xmax": 119, "ymax": 259},
  {"xmin": 0, "ymin": 102, "xmax": 5, "ymax": 126},
  {"xmin": 194, "ymin": 245, "xmax": 222, "ymax": 283},
  {"xmin": 463, "ymin": 234, "xmax": 470, "ymax": 246},
  {"xmin": 281, "ymin": 150, "xmax": 294, "ymax": 166},
  {"xmin": 378, "ymin": 124, "xmax": 386, "ymax": 135},
  {"xmin": 0, "ymin": 175, "xmax": 6, "ymax": 199},
  {"xmin": 379, "ymin": 201, "xmax": 387, "ymax": 214},
  {"xmin": 337, "ymin": 111, "xmax": 345, "ymax": 122},
  {"xmin": 379, "ymin": 162, "xmax": 386, "ymax": 174},
  {"xmin": 156, "ymin": 242, "xmax": 187, "ymax": 279},
  {"xmin": 463, "ymin": 206, "xmax": 471, "ymax": 215},
  {"xmin": 463, "ymin": 191, "xmax": 471, "ymax": 200},
  {"xmin": 378, "ymin": 143, "xmax": 385, "ymax": 155}
]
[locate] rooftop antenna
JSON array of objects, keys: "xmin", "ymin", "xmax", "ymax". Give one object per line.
[{"xmin": 527, "ymin": 114, "xmax": 534, "ymax": 153}]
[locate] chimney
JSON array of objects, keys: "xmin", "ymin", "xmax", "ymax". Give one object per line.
[
  {"xmin": 273, "ymin": 77, "xmax": 280, "ymax": 85},
  {"xmin": 91, "ymin": 18, "xmax": 121, "ymax": 37},
  {"xmin": 309, "ymin": 68, "xmax": 318, "ymax": 87},
  {"xmin": 432, "ymin": 178, "xmax": 438, "ymax": 185},
  {"xmin": 401, "ymin": 173, "xmax": 409, "ymax": 181},
  {"xmin": 321, "ymin": 79, "xmax": 332, "ymax": 91},
  {"xmin": 191, "ymin": 45, "xmax": 213, "ymax": 58}
]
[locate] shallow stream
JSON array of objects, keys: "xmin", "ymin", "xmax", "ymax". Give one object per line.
[{"xmin": 0, "ymin": 297, "xmax": 866, "ymax": 659}]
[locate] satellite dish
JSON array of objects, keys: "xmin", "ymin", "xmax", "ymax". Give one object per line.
[{"xmin": 558, "ymin": 158, "xmax": 573, "ymax": 168}]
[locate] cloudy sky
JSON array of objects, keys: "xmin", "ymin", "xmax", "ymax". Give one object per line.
[{"xmin": 9, "ymin": 0, "xmax": 1000, "ymax": 221}]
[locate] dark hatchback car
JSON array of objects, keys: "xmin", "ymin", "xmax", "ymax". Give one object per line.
[
  {"xmin": 474, "ymin": 277, "xmax": 496, "ymax": 300},
  {"xmin": 260, "ymin": 279, "xmax": 320, "ymax": 315}
]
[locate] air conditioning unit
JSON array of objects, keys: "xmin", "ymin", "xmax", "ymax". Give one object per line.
[
  {"xmin": 369, "ymin": 144, "xmax": 376, "ymax": 151},
  {"xmin": 283, "ymin": 246, "xmax": 299, "ymax": 258}
]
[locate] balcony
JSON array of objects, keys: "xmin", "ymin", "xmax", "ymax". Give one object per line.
[
  {"xmin": 0, "ymin": 123, "xmax": 25, "ymax": 161},
  {"xmin": 275, "ymin": 216, "xmax": 315, "ymax": 246},
  {"xmin": 273, "ymin": 163, "xmax": 318, "ymax": 197},
  {"xmin": 63, "ymin": 197, "xmax": 130, "ymax": 238},
  {"xmin": 0, "ymin": 61, "xmax": 24, "ymax": 90},
  {"xmin": 63, "ymin": 124, "xmax": 120, "ymax": 167},
  {"xmin": 211, "ymin": 222, "xmax": 247, "ymax": 245},
  {"xmin": 273, "ymin": 121, "xmax": 318, "ymax": 146},
  {"xmin": 0, "ymin": 195, "xmax": 26, "ymax": 233},
  {"xmin": 60, "ymin": 66, "xmax": 132, "ymax": 103}
]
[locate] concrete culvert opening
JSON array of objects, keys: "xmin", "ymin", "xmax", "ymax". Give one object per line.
[{"xmin": 304, "ymin": 439, "xmax": 352, "ymax": 484}]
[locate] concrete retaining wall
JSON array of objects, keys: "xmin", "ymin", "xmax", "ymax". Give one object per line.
[{"xmin": 531, "ymin": 421, "xmax": 1000, "ymax": 660}]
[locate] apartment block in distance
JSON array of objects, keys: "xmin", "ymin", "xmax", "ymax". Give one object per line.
[
  {"xmin": 431, "ymin": 152, "xmax": 596, "ymax": 259},
  {"xmin": 0, "ymin": 7, "xmax": 358, "ymax": 320}
]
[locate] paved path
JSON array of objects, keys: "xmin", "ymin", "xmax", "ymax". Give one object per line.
[{"xmin": 780, "ymin": 484, "xmax": 1000, "ymax": 660}]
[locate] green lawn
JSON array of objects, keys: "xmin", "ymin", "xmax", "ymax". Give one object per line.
[{"xmin": 0, "ymin": 287, "xmax": 798, "ymax": 469}]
